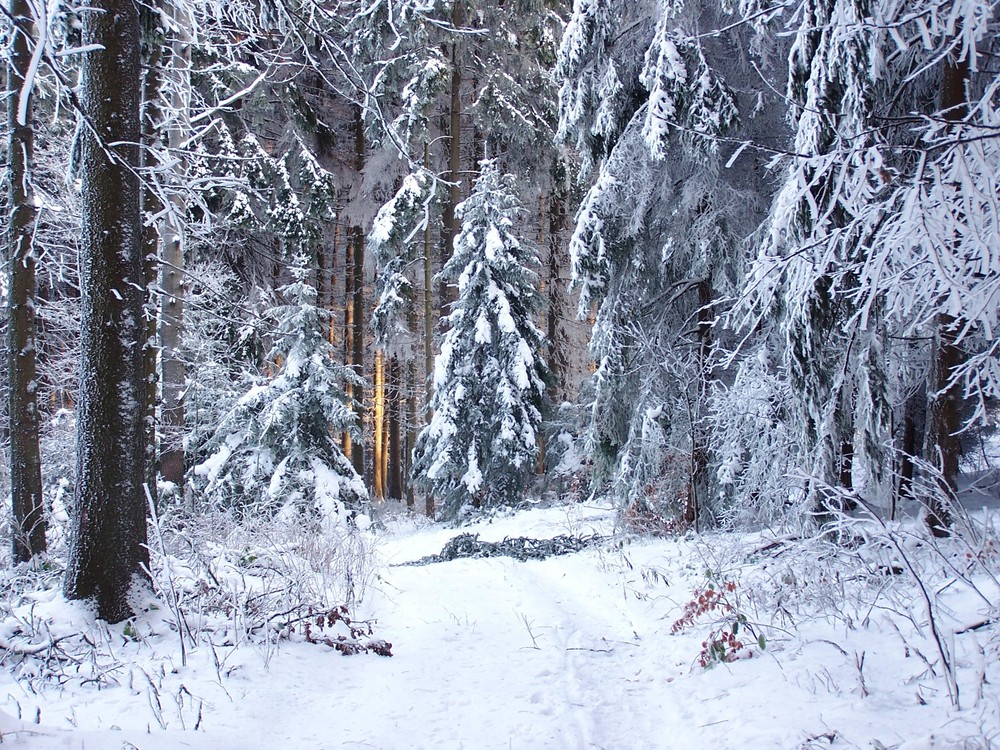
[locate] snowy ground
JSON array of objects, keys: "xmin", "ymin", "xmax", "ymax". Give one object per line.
[{"xmin": 1, "ymin": 500, "xmax": 998, "ymax": 749}]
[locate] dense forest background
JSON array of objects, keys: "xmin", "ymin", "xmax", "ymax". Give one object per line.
[{"xmin": 3, "ymin": 0, "xmax": 1000, "ymax": 621}]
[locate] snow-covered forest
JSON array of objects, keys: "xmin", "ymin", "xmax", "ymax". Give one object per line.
[{"xmin": 2, "ymin": 0, "xmax": 1000, "ymax": 747}]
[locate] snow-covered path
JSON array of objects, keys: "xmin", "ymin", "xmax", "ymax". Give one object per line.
[{"xmin": 3, "ymin": 504, "xmax": 997, "ymax": 749}]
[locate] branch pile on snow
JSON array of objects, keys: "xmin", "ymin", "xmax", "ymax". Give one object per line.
[{"xmin": 399, "ymin": 532, "xmax": 606, "ymax": 566}]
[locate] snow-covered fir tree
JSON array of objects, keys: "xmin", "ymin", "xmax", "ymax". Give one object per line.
[
  {"xmin": 411, "ymin": 160, "xmax": 548, "ymax": 520},
  {"xmin": 194, "ymin": 256, "xmax": 367, "ymax": 519},
  {"xmin": 555, "ymin": 0, "xmax": 775, "ymax": 525},
  {"xmin": 736, "ymin": 0, "xmax": 1000, "ymax": 531},
  {"xmin": 735, "ymin": 0, "xmax": 891, "ymax": 518}
]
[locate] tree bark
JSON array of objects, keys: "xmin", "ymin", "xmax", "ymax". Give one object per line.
[
  {"xmin": 924, "ymin": 55, "xmax": 970, "ymax": 537},
  {"xmin": 373, "ymin": 349, "xmax": 385, "ymax": 499},
  {"xmin": 350, "ymin": 106, "xmax": 367, "ymax": 482},
  {"xmin": 895, "ymin": 382, "xmax": 924, "ymax": 519},
  {"xmin": 343, "ymin": 221, "xmax": 355, "ymax": 462},
  {"xmin": 688, "ymin": 277, "xmax": 713, "ymax": 531},
  {"xmin": 439, "ymin": 2, "xmax": 463, "ymax": 311},
  {"xmin": 64, "ymin": 0, "xmax": 149, "ymax": 623},
  {"xmin": 547, "ymin": 174, "xmax": 569, "ymax": 402},
  {"xmin": 7, "ymin": 0, "xmax": 47, "ymax": 562},
  {"xmin": 140, "ymin": 6, "xmax": 163, "ymax": 510},
  {"xmin": 158, "ymin": 9, "xmax": 191, "ymax": 488},
  {"xmin": 406, "ymin": 358, "xmax": 417, "ymax": 508},
  {"xmin": 423, "ymin": 144, "xmax": 435, "ymax": 518},
  {"xmin": 388, "ymin": 355, "xmax": 402, "ymax": 500}
]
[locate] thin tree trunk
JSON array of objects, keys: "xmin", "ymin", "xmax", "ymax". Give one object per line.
[
  {"xmin": 352, "ymin": 226, "xmax": 366, "ymax": 481},
  {"xmin": 896, "ymin": 383, "xmax": 924, "ymax": 517},
  {"xmin": 406, "ymin": 359, "xmax": 417, "ymax": 508},
  {"xmin": 343, "ymin": 232, "xmax": 355, "ymax": 462},
  {"xmin": 381, "ymin": 359, "xmax": 391, "ymax": 497},
  {"xmin": 439, "ymin": 3, "xmax": 463, "ymax": 311},
  {"xmin": 688, "ymin": 277, "xmax": 713, "ymax": 531},
  {"xmin": 329, "ymin": 219, "xmax": 341, "ymax": 346},
  {"xmin": 373, "ymin": 349, "xmax": 385, "ymax": 499},
  {"xmin": 351, "ymin": 106, "xmax": 366, "ymax": 482},
  {"xmin": 388, "ymin": 355, "xmax": 402, "ymax": 500},
  {"xmin": 140, "ymin": 7, "xmax": 163, "ymax": 509},
  {"xmin": 158, "ymin": 7, "xmax": 190, "ymax": 487},
  {"xmin": 422, "ymin": 144, "xmax": 435, "ymax": 518},
  {"xmin": 7, "ymin": 0, "xmax": 47, "ymax": 561},
  {"xmin": 64, "ymin": 0, "xmax": 148, "ymax": 622},
  {"xmin": 547, "ymin": 174, "xmax": 569, "ymax": 401},
  {"xmin": 926, "ymin": 313, "xmax": 961, "ymax": 535}
]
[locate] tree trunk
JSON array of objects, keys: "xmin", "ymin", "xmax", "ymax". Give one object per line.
[
  {"xmin": 7, "ymin": 0, "xmax": 47, "ymax": 562},
  {"xmin": 140, "ymin": 7, "xmax": 163, "ymax": 510},
  {"xmin": 926, "ymin": 313, "xmax": 961, "ymax": 536},
  {"xmin": 158, "ymin": 10, "xmax": 191, "ymax": 488},
  {"xmin": 351, "ymin": 106, "xmax": 367, "ymax": 482},
  {"xmin": 423, "ymin": 144, "xmax": 435, "ymax": 518},
  {"xmin": 924, "ymin": 55, "xmax": 970, "ymax": 537},
  {"xmin": 64, "ymin": 0, "xmax": 148, "ymax": 623},
  {"xmin": 343, "ymin": 222, "xmax": 355, "ymax": 462},
  {"xmin": 388, "ymin": 355, "xmax": 403, "ymax": 500},
  {"xmin": 547, "ymin": 172, "xmax": 569, "ymax": 402},
  {"xmin": 406, "ymin": 359, "xmax": 417, "ymax": 508},
  {"xmin": 350, "ymin": 228, "xmax": 366, "ymax": 479},
  {"xmin": 688, "ymin": 277, "xmax": 713, "ymax": 531},
  {"xmin": 895, "ymin": 382, "xmax": 924, "ymax": 519},
  {"xmin": 439, "ymin": 3, "xmax": 463, "ymax": 311},
  {"xmin": 373, "ymin": 349, "xmax": 385, "ymax": 499}
]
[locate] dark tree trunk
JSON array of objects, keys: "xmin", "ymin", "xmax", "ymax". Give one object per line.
[
  {"xmin": 546, "ymin": 173, "xmax": 569, "ymax": 402},
  {"xmin": 405, "ymin": 359, "xmax": 417, "ymax": 509},
  {"xmin": 423, "ymin": 190, "xmax": 435, "ymax": 519},
  {"xmin": 924, "ymin": 55, "xmax": 970, "ymax": 537},
  {"xmin": 688, "ymin": 277, "xmax": 713, "ymax": 531},
  {"xmin": 64, "ymin": 0, "xmax": 149, "ymax": 622},
  {"xmin": 387, "ymin": 356, "xmax": 402, "ymax": 500},
  {"xmin": 351, "ymin": 225, "xmax": 366, "ymax": 480},
  {"xmin": 351, "ymin": 108, "xmax": 366, "ymax": 482},
  {"xmin": 7, "ymin": 0, "xmax": 47, "ymax": 562},
  {"xmin": 343, "ymin": 221, "xmax": 355, "ymax": 462},
  {"xmin": 439, "ymin": 2, "xmax": 463, "ymax": 311},
  {"xmin": 926, "ymin": 313, "xmax": 961, "ymax": 536},
  {"xmin": 895, "ymin": 383, "xmax": 924, "ymax": 519}
]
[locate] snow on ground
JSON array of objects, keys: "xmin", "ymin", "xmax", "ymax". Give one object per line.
[{"xmin": 1, "ymin": 501, "xmax": 998, "ymax": 749}]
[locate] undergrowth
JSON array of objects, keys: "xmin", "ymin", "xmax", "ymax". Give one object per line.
[{"xmin": 0, "ymin": 502, "xmax": 387, "ymax": 699}]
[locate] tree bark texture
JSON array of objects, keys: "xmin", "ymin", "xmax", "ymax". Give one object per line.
[
  {"xmin": 388, "ymin": 355, "xmax": 402, "ymax": 500},
  {"xmin": 924, "ymin": 55, "xmax": 970, "ymax": 536},
  {"xmin": 373, "ymin": 350, "xmax": 385, "ymax": 499},
  {"xmin": 351, "ymin": 106, "xmax": 366, "ymax": 482},
  {"xmin": 64, "ymin": 0, "xmax": 149, "ymax": 622},
  {"xmin": 7, "ymin": 0, "xmax": 47, "ymax": 562},
  {"xmin": 158, "ymin": 11, "xmax": 191, "ymax": 487},
  {"xmin": 343, "ymin": 224, "xmax": 355, "ymax": 462}
]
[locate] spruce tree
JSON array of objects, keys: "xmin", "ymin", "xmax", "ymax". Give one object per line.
[
  {"xmin": 555, "ymin": 0, "xmax": 769, "ymax": 524},
  {"xmin": 194, "ymin": 257, "xmax": 367, "ymax": 518},
  {"xmin": 411, "ymin": 161, "xmax": 547, "ymax": 520}
]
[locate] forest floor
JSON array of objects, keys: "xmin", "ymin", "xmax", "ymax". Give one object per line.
[{"xmin": 1, "ymin": 494, "xmax": 999, "ymax": 749}]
